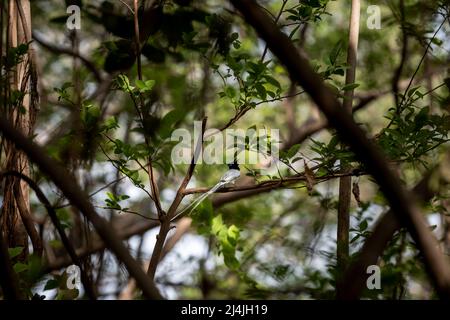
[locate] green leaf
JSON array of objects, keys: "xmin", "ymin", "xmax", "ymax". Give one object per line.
[
  {"xmin": 102, "ymin": 116, "xmax": 120, "ymax": 132},
  {"xmin": 160, "ymin": 109, "xmax": 185, "ymax": 138},
  {"xmin": 359, "ymin": 219, "xmax": 368, "ymax": 231},
  {"xmin": 224, "ymin": 86, "xmax": 236, "ymax": 99},
  {"xmin": 407, "ymin": 85, "xmax": 421, "ymax": 97},
  {"xmin": 287, "ymin": 144, "xmax": 301, "ymax": 158},
  {"xmin": 116, "ymin": 74, "xmax": 134, "ymax": 92},
  {"xmin": 342, "ymin": 83, "xmax": 360, "ymax": 91},
  {"xmin": 56, "ymin": 210, "xmax": 72, "ymax": 230},
  {"xmin": 298, "ymin": 6, "xmax": 313, "ymax": 19},
  {"xmin": 192, "ymin": 199, "xmax": 214, "ymax": 234},
  {"xmin": 255, "ymin": 83, "xmax": 267, "ymax": 100},
  {"xmin": 223, "ymin": 254, "xmax": 240, "ymax": 270},
  {"xmin": 350, "ymin": 234, "xmax": 361, "ymax": 244},
  {"xmin": 135, "ymin": 79, "xmax": 155, "ymax": 93},
  {"xmin": 8, "ymin": 247, "xmax": 24, "ymax": 259},
  {"xmin": 414, "ymin": 106, "xmax": 429, "ymax": 129},
  {"xmin": 329, "ymin": 40, "xmax": 344, "ymax": 65},
  {"xmin": 211, "ymin": 215, "xmax": 241, "ymax": 270},
  {"xmin": 44, "ymin": 279, "xmax": 60, "ymax": 291},
  {"xmin": 430, "ymin": 38, "xmax": 443, "ymax": 46},
  {"xmin": 264, "ymin": 75, "xmax": 281, "ymax": 90},
  {"xmin": 13, "ymin": 262, "xmax": 28, "ymax": 273},
  {"xmin": 328, "ymin": 135, "xmax": 339, "ymax": 150},
  {"xmin": 273, "ymin": 264, "xmax": 292, "ymax": 281},
  {"xmin": 307, "ymin": 0, "xmax": 322, "ymax": 8},
  {"xmin": 106, "ymin": 192, "xmax": 117, "ymax": 202},
  {"xmin": 212, "ymin": 215, "xmax": 224, "ymax": 235},
  {"xmin": 227, "ymin": 225, "xmax": 240, "ymax": 246}
]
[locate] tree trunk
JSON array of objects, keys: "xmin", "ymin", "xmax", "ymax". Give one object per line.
[{"xmin": 1, "ymin": 0, "xmax": 37, "ymax": 258}]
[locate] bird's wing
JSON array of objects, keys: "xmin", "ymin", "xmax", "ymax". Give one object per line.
[{"xmin": 220, "ymin": 169, "xmax": 241, "ymax": 184}]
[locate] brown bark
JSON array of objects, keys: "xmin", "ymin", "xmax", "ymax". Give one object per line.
[
  {"xmin": 0, "ymin": 228, "xmax": 24, "ymax": 299},
  {"xmin": 146, "ymin": 118, "xmax": 207, "ymax": 279},
  {"xmin": 1, "ymin": 170, "xmax": 98, "ymax": 299},
  {"xmin": 336, "ymin": 0, "xmax": 360, "ymax": 297},
  {"xmin": 0, "ymin": 116, "xmax": 163, "ymax": 300},
  {"xmin": 340, "ymin": 168, "xmax": 448, "ymax": 299},
  {"xmin": 1, "ymin": 0, "xmax": 36, "ymax": 257}
]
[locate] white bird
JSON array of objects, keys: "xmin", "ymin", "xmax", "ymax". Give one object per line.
[{"xmin": 171, "ymin": 163, "xmax": 240, "ymax": 221}]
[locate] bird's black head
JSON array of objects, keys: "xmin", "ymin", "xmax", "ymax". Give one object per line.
[{"xmin": 228, "ymin": 162, "xmax": 240, "ymax": 170}]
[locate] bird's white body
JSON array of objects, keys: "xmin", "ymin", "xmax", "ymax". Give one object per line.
[{"xmin": 219, "ymin": 169, "xmax": 241, "ymax": 185}]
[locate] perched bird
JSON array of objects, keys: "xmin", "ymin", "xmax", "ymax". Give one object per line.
[{"xmin": 171, "ymin": 163, "xmax": 241, "ymax": 221}]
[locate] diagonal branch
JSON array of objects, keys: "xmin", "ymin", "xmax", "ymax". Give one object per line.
[
  {"xmin": 0, "ymin": 116, "xmax": 163, "ymax": 300},
  {"xmin": 14, "ymin": 183, "xmax": 43, "ymax": 258},
  {"xmin": 146, "ymin": 117, "xmax": 207, "ymax": 279},
  {"xmin": 341, "ymin": 168, "xmax": 449, "ymax": 299},
  {"xmin": 1, "ymin": 170, "xmax": 97, "ymax": 300},
  {"xmin": 32, "ymin": 32, "xmax": 103, "ymax": 83}
]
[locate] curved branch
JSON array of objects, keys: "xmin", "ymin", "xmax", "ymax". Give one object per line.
[
  {"xmin": 13, "ymin": 183, "xmax": 43, "ymax": 258},
  {"xmin": 32, "ymin": 32, "xmax": 103, "ymax": 83},
  {"xmin": 341, "ymin": 168, "xmax": 448, "ymax": 299},
  {"xmin": 0, "ymin": 170, "xmax": 96, "ymax": 300},
  {"xmin": 0, "ymin": 117, "xmax": 163, "ymax": 300},
  {"xmin": 47, "ymin": 215, "xmax": 158, "ymax": 271}
]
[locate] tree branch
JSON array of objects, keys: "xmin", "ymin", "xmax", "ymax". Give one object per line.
[
  {"xmin": 337, "ymin": 0, "xmax": 360, "ymax": 295},
  {"xmin": 0, "ymin": 117, "xmax": 163, "ymax": 299},
  {"xmin": 340, "ymin": 168, "xmax": 448, "ymax": 299},
  {"xmin": 146, "ymin": 117, "xmax": 207, "ymax": 279},
  {"xmin": 392, "ymin": 0, "xmax": 409, "ymax": 109},
  {"xmin": 0, "ymin": 170, "xmax": 97, "ymax": 300},
  {"xmin": 32, "ymin": 32, "xmax": 103, "ymax": 83},
  {"xmin": 13, "ymin": 183, "xmax": 43, "ymax": 258}
]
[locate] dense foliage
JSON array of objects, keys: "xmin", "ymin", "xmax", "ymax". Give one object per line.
[{"xmin": 0, "ymin": 0, "xmax": 449, "ymax": 300}]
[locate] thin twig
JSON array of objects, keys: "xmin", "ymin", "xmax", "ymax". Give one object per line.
[
  {"xmin": 118, "ymin": 0, "xmax": 134, "ymax": 14},
  {"xmin": 133, "ymin": 0, "xmax": 142, "ymax": 80},
  {"xmin": 0, "ymin": 117, "xmax": 163, "ymax": 299},
  {"xmin": 392, "ymin": 0, "xmax": 409, "ymax": 110},
  {"xmin": 396, "ymin": 15, "xmax": 447, "ymax": 114},
  {"xmin": 261, "ymin": 0, "xmax": 288, "ymax": 62},
  {"xmin": 32, "ymin": 32, "xmax": 102, "ymax": 83},
  {"xmin": 55, "ymin": 176, "xmax": 127, "ymax": 209},
  {"xmin": 94, "ymin": 205, "xmax": 159, "ymax": 221}
]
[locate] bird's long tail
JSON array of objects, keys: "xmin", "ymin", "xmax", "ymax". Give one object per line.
[{"xmin": 172, "ymin": 182, "xmax": 224, "ymax": 220}]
